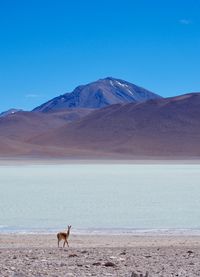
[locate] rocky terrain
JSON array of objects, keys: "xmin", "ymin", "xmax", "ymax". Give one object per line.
[{"xmin": 1, "ymin": 234, "xmax": 200, "ymax": 277}]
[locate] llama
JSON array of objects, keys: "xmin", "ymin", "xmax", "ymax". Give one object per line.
[{"xmin": 57, "ymin": 225, "xmax": 71, "ymax": 248}]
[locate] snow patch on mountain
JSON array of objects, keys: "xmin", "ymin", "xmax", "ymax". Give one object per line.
[{"xmin": 0, "ymin": 109, "xmax": 22, "ymax": 118}]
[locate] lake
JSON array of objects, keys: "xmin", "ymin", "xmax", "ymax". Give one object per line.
[{"xmin": 0, "ymin": 163, "xmax": 200, "ymax": 234}]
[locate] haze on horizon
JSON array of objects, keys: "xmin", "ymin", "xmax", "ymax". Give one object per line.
[{"xmin": 0, "ymin": 0, "xmax": 200, "ymax": 112}]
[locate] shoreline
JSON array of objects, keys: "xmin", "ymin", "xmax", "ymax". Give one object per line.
[
  {"xmin": 2, "ymin": 228, "xmax": 200, "ymax": 236},
  {"xmin": 0, "ymin": 158, "xmax": 200, "ymax": 166},
  {"xmin": 1, "ymin": 233, "xmax": 200, "ymax": 248}
]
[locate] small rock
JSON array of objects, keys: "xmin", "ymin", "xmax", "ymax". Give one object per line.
[
  {"xmin": 189, "ymin": 262, "xmax": 194, "ymax": 265},
  {"xmin": 81, "ymin": 250, "xmax": 88, "ymax": 254},
  {"xmin": 69, "ymin": 253, "xmax": 78, "ymax": 258},
  {"xmin": 109, "ymin": 256, "xmax": 117, "ymax": 259},
  {"xmin": 131, "ymin": 273, "xmax": 138, "ymax": 277},
  {"xmin": 92, "ymin": 262, "xmax": 101, "ymax": 266},
  {"xmin": 131, "ymin": 272, "xmax": 149, "ymax": 277},
  {"xmin": 60, "ymin": 262, "xmax": 66, "ymax": 267},
  {"xmin": 104, "ymin": 261, "xmax": 116, "ymax": 267},
  {"xmin": 30, "ymin": 256, "xmax": 37, "ymax": 260}
]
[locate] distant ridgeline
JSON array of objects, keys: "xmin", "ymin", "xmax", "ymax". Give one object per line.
[{"xmin": 0, "ymin": 77, "xmax": 200, "ymax": 158}]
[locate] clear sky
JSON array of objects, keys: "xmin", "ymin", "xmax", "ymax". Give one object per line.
[{"xmin": 0, "ymin": 0, "xmax": 200, "ymax": 112}]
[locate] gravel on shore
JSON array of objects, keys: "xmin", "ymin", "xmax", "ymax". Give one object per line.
[{"xmin": 1, "ymin": 234, "xmax": 200, "ymax": 276}]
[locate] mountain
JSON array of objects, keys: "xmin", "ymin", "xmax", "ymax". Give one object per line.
[
  {"xmin": 0, "ymin": 76, "xmax": 199, "ymax": 158},
  {"xmin": 0, "ymin": 109, "xmax": 92, "ymax": 142},
  {"xmin": 33, "ymin": 77, "xmax": 161, "ymax": 112},
  {"xmin": 30, "ymin": 93, "xmax": 200, "ymax": 158},
  {"xmin": 0, "ymin": 108, "xmax": 22, "ymax": 117}
]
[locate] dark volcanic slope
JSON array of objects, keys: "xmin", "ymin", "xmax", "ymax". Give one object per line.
[
  {"xmin": 33, "ymin": 77, "xmax": 161, "ymax": 112},
  {"xmin": 31, "ymin": 93, "xmax": 200, "ymax": 157}
]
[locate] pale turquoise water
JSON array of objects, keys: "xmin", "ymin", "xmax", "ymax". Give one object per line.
[{"xmin": 0, "ymin": 164, "xmax": 200, "ymax": 234}]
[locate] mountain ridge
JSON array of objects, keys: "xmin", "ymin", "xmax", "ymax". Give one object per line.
[
  {"xmin": 0, "ymin": 77, "xmax": 199, "ymax": 158},
  {"xmin": 0, "ymin": 108, "xmax": 23, "ymax": 117},
  {"xmin": 29, "ymin": 93, "xmax": 200, "ymax": 157},
  {"xmin": 33, "ymin": 77, "xmax": 161, "ymax": 112}
]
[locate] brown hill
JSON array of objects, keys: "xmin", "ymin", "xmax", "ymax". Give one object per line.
[
  {"xmin": 30, "ymin": 93, "xmax": 200, "ymax": 158},
  {"xmin": 0, "ymin": 108, "xmax": 95, "ymax": 157},
  {"xmin": 0, "ymin": 109, "xmax": 92, "ymax": 142}
]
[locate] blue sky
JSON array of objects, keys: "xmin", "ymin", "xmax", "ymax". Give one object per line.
[{"xmin": 0, "ymin": 0, "xmax": 200, "ymax": 112}]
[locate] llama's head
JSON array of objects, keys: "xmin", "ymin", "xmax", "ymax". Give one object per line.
[{"xmin": 68, "ymin": 225, "xmax": 72, "ymax": 231}]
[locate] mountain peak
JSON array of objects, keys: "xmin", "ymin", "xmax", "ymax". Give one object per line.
[
  {"xmin": 0, "ymin": 108, "xmax": 22, "ymax": 118},
  {"xmin": 33, "ymin": 77, "xmax": 162, "ymax": 112},
  {"xmin": 99, "ymin": 76, "xmax": 116, "ymax": 81}
]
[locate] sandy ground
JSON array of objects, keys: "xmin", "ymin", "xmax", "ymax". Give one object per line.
[{"xmin": 1, "ymin": 234, "xmax": 200, "ymax": 276}]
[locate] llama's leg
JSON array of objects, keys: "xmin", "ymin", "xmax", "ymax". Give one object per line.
[
  {"xmin": 58, "ymin": 239, "xmax": 60, "ymax": 248},
  {"xmin": 66, "ymin": 240, "xmax": 69, "ymax": 247},
  {"xmin": 63, "ymin": 240, "xmax": 65, "ymax": 248}
]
